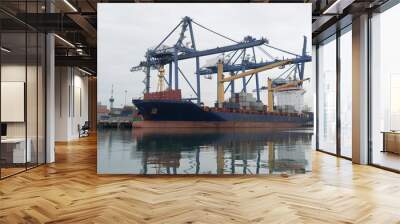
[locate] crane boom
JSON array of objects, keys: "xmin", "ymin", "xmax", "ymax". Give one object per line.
[
  {"xmin": 132, "ymin": 38, "xmax": 267, "ymax": 71},
  {"xmin": 200, "ymin": 56, "xmax": 311, "ymax": 75},
  {"xmin": 221, "ymin": 59, "xmax": 293, "ymax": 82}
]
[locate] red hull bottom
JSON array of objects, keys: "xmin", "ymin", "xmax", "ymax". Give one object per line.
[{"xmin": 132, "ymin": 121, "xmax": 303, "ymax": 128}]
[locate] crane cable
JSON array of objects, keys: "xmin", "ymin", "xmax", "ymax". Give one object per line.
[
  {"xmin": 256, "ymin": 46, "xmax": 275, "ymax": 61},
  {"xmin": 191, "ymin": 20, "xmax": 239, "ymax": 44},
  {"xmin": 153, "ymin": 21, "xmax": 183, "ymax": 52},
  {"xmin": 192, "ymin": 19, "xmax": 301, "ymax": 58},
  {"xmin": 263, "ymin": 43, "xmax": 301, "ymax": 57},
  {"xmin": 272, "ymin": 64, "xmax": 296, "ymax": 82}
]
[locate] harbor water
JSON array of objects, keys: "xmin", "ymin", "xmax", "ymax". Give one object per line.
[{"xmin": 97, "ymin": 128, "xmax": 314, "ymax": 175}]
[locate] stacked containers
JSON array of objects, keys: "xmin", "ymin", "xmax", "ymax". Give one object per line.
[
  {"xmin": 224, "ymin": 92, "xmax": 264, "ymax": 111},
  {"xmin": 144, "ymin": 89, "xmax": 182, "ymax": 100},
  {"xmin": 239, "ymin": 92, "xmax": 255, "ymax": 109}
]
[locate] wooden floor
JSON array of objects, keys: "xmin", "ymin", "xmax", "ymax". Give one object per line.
[
  {"xmin": 1, "ymin": 135, "xmax": 400, "ymax": 224},
  {"xmin": 373, "ymin": 151, "xmax": 400, "ymax": 171}
]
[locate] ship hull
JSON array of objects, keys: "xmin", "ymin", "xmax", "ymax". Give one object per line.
[
  {"xmin": 133, "ymin": 99, "xmax": 313, "ymax": 128},
  {"xmin": 132, "ymin": 121, "xmax": 304, "ymax": 128}
]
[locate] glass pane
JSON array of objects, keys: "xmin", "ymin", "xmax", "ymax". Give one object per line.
[
  {"xmin": 38, "ymin": 33, "xmax": 45, "ymax": 165},
  {"xmin": 371, "ymin": 4, "xmax": 400, "ymax": 170},
  {"xmin": 0, "ymin": 1, "xmax": 46, "ymax": 178},
  {"xmin": 1, "ymin": 31, "xmax": 27, "ymax": 177},
  {"xmin": 27, "ymin": 31, "xmax": 38, "ymax": 169},
  {"xmin": 340, "ymin": 29, "xmax": 352, "ymax": 158},
  {"xmin": 318, "ymin": 36, "xmax": 337, "ymax": 154}
]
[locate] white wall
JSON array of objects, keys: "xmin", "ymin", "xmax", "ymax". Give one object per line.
[
  {"xmin": 55, "ymin": 66, "xmax": 69, "ymax": 141},
  {"xmin": 55, "ymin": 66, "xmax": 89, "ymax": 141},
  {"xmin": 71, "ymin": 73, "xmax": 89, "ymax": 138}
]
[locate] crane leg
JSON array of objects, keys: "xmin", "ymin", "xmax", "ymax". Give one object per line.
[
  {"xmin": 242, "ymin": 77, "xmax": 247, "ymax": 93},
  {"xmin": 230, "ymin": 73, "xmax": 235, "ymax": 98},
  {"xmin": 268, "ymin": 78, "xmax": 274, "ymax": 112},
  {"xmin": 146, "ymin": 66, "xmax": 150, "ymax": 93},
  {"xmin": 169, "ymin": 62, "xmax": 172, "ymax": 89},
  {"xmin": 195, "ymin": 57, "xmax": 201, "ymax": 104},
  {"xmin": 241, "ymin": 64, "xmax": 246, "ymax": 92},
  {"xmin": 217, "ymin": 63, "xmax": 224, "ymax": 108},
  {"xmin": 174, "ymin": 50, "xmax": 179, "ymax": 90},
  {"xmin": 255, "ymin": 74, "xmax": 260, "ymax": 102}
]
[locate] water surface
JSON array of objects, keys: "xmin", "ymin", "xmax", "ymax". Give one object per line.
[{"xmin": 97, "ymin": 128, "xmax": 313, "ymax": 175}]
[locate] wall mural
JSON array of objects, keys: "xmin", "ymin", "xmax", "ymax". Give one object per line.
[{"xmin": 97, "ymin": 3, "xmax": 314, "ymax": 175}]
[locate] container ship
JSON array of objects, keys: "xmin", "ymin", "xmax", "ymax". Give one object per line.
[
  {"xmin": 130, "ymin": 17, "xmax": 313, "ymax": 128},
  {"xmin": 132, "ymin": 89, "xmax": 313, "ymax": 128}
]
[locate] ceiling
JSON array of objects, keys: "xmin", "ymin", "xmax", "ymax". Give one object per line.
[{"xmin": 0, "ymin": 0, "xmax": 390, "ymax": 75}]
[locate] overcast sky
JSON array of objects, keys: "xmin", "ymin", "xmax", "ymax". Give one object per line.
[{"xmin": 98, "ymin": 3, "xmax": 312, "ymax": 108}]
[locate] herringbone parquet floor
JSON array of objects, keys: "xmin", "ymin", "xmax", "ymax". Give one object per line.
[{"xmin": 1, "ymin": 135, "xmax": 400, "ymax": 224}]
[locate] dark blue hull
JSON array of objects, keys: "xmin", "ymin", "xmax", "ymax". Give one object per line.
[{"xmin": 133, "ymin": 100, "xmax": 313, "ymax": 127}]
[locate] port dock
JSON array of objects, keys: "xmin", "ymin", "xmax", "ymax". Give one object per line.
[{"xmin": 97, "ymin": 118, "xmax": 133, "ymax": 128}]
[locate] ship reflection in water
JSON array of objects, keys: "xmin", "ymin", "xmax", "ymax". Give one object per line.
[{"xmin": 97, "ymin": 128, "xmax": 313, "ymax": 175}]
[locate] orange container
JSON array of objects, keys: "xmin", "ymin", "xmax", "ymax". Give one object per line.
[{"xmin": 144, "ymin": 89, "xmax": 182, "ymax": 100}]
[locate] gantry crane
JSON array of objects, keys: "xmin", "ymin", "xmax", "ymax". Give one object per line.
[{"xmin": 131, "ymin": 16, "xmax": 311, "ymax": 105}]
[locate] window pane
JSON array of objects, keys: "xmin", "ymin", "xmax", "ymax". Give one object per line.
[
  {"xmin": 371, "ymin": 4, "xmax": 400, "ymax": 170},
  {"xmin": 1, "ymin": 31, "xmax": 27, "ymax": 177},
  {"xmin": 0, "ymin": 1, "xmax": 46, "ymax": 179},
  {"xmin": 340, "ymin": 29, "xmax": 352, "ymax": 158},
  {"xmin": 38, "ymin": 33, "xmax": 46, "ymax": 165},
  {"xmin": 318, "ymin": 36, "xmax": 337, "ymax": 154},
  {"xmin": 27, "ymin": 31, "xmax": 38, "ymax": 169}
]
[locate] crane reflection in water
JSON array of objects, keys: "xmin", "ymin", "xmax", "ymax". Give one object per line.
[{"xmin": 97, "ymin": 128, "xmax": 313, "ymax": 175}]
